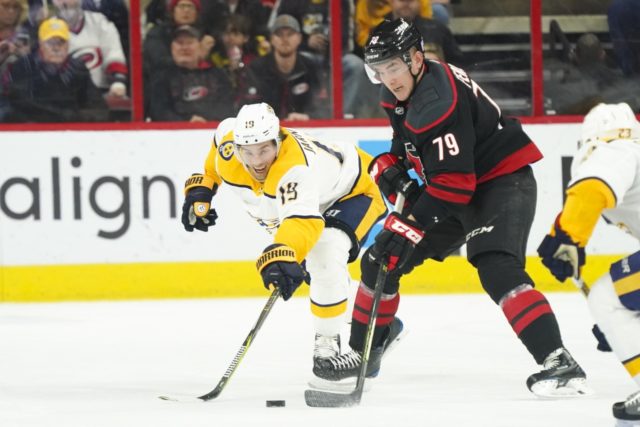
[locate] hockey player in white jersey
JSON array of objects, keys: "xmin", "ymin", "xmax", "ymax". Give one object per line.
[
  {"xmin": 181, "ymin": 103, "xmax": 387, "ymax": 383},
  {"xmin": 538, "ymin": 102, "xmax": 640, "ymax": 421}
]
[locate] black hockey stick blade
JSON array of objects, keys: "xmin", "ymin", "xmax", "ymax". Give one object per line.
[{"xmin": 304, "ymin": 388, "xmax": 362, "ymax": 407}]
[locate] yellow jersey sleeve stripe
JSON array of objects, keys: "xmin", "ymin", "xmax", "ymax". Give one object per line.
[
  {"xmin": 274, "ymin": 216, "xmax": 325, "ymax": 263},
  {"xmin": 623, "ymin": 353, "xmax": 640, "ymax": 377},
  {"xmin": 311, "ymin": 298, "xmax": 348, "ymax": 318},
  {"xmin": 613, "ymin": 271, "xmax": 640, "ymax": 296},
  {"xmin": 559, "ymin": 178, "xmax": 616, "ymax": 246}
]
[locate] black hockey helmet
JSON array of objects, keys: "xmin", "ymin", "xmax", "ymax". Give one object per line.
[{"xmin": 364, "ymin": 18, "xmax": 423, "ymax": 67}]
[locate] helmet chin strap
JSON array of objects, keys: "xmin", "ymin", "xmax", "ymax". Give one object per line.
[{"xmin": 402, "ymin": 53, "xmax": 425, "ymax": 99}]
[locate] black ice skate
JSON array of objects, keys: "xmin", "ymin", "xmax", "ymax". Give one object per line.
[
  {"xmin": 613, "ymin": 390, "xmax": 640, "ymax": 421},
  {"xmin": 312, "ymin": 317, "xmax": 404, "ymax": 383},
  {"xmin": 526, "ymin": 347, "xmax": 590, "ymax": 397}
]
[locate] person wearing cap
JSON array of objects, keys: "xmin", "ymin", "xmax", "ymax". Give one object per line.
[
  {"xmin": 2, "ymin": 17, "xmax": 108, "ymax": 122},
  {"xmin": 143, "ymin": 0, "xmax": 215, "ymax": 109},
  {"xmin": 239, "ymin": 14, "xmax": 323, "ymax": 120},
  {"xmin": 146, "ymin": 24, "xmax": 234, "ymax": 122},
  {"xmin": 275, "ymin": 0, "xmax": 382, "ymax": 118},
  {"xmin": 52, "ymin": 0, "xmax": 128, "ymax": 98}
]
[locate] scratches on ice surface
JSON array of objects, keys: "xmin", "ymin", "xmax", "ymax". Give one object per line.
[{"xmin": 0, "ymin": 293, "xmax": 635, "ymax": 427}]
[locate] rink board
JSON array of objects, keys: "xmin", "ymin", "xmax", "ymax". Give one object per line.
[{"xmin": 0, "ymin": 125, "xmax": 637, "ymax": 301}]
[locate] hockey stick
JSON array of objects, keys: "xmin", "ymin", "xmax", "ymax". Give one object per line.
[
  {"xmin": 159, "ymin": 287, "xmax": 281, "ymax": 402},
  {"xmin": 571, "ymin": 276, "xmax": 590, "ymax": 297},
  {"xmin": 305, "ymin": 194, "xmax": 405, "ymax": 408}
]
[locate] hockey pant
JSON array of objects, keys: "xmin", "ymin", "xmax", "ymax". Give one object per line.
[{"xmin": 588, "ymin": 251, "xmax": 640, "ymax": 386}]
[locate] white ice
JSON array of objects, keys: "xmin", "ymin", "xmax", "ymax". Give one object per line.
[{"xmin": 0, "ymin": 293, "xmax": 638, "ymax": 427}]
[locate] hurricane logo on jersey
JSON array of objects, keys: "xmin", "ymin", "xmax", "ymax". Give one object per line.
[
  {"xmin": 71, "ymin": 47, "xmax": 104, "ymax": 71},
  {"xmin": 219, "ymin": 141, "xmax": 235, "ymax": 160},
  {"xmin": 404, "ymin": 142, "xmax": 427, "ymax": 183}
]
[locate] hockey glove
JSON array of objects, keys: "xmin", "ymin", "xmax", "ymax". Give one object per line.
[
  {"xmin": 256, "ymin": 244, "xmax": 310, "ymax": 301},
  {"xmin": 369, "ymin": 153, "xmax": 420, "ymax": 208},
  {"xmin": 370, "ymin": 212, "xmax": 425, "ymax": 271},
  {"xmin": 537, "ymin": 215, "xmax": 585, "ymax": 282},
  {"xmin": 181, "ymin": 173, "xmax": 218, "ymax": 232}
]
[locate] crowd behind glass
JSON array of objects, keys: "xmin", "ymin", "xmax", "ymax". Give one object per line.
[{"xmin": 0, "ymin": 0, "xmax": 638, "ymax": 123}]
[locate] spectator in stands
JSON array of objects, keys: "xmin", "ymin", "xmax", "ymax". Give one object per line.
[
  {"xmin": 146, "ymin": 25, "xmax": 234, "ymax": 122},
  {"xmin": 608, "ymin": 0, "xmax": 640, "ymax": 76},
  {"xmin": 209, "ymin": 14, "xmax": 256, "ymax": 110},
  {"xmin": 201, "ymin": 0, "xmax": 269, "ymax": 52},
  {"xmin": 2, "ymin": 17, "xmax": 108, "ymax": 122},
  {"xmin": 81, "ymin": 0, "xmax": 129, "ymax": 58},
  {"xmin": 0, "ymin": 0, "xmax": 30, "ymax": 76},
  {"xmin": 143, "ymin": 0, "xmax": 213, "ymax": 78},
  {"xmin": 276, "ymin": 0, "xmax": 380, "ymax": 118},
  {"xmin": 387, "ymin": 0, "xmax": 463, "ymax": 65},
  {"xmin": 431, "ymin": 0, "xmax": 451, "ymax": 26},
  {"xmin": 355, "ymin": 0, "xmax": 432, "ymax": 48},
  {"xmin": 239, "ymin": 14, "xmax": 324, "ymax": 120},
  {"xmin": 547, "ymin": 19, "xmax": 640, "ymax": 114},
  {"xmin": 52, "ymin": 0, "xmax": 128, "ymax": 98}
]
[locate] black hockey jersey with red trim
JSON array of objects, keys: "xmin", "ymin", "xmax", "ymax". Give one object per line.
[{"xmin": 379, "ymin": 60, "xmax": 542, "ymax": 227}]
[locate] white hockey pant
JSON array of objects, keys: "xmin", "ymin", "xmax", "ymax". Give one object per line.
[{"xmin": 588, "ymin": 272, "xmax": 640, "ymax": 386}]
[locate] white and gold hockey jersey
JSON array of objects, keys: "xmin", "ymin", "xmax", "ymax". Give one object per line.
[
  {"xmin": 563, "ymin": 135, "xmax": 640, "ymax": 244},
  {"xmin": 203, "ymin": 127, "xmax": 384, "ymax": 263}
]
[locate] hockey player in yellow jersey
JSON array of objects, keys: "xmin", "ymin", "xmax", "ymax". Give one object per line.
[
  {"xmin": 181, "ymin": 103, "xmax": 387, "ymax": 383},
  {"xmin": 538, "ymin": 103, "xmax": 640, "ymax": 420}
]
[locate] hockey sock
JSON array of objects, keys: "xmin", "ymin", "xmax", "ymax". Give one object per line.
[
  {"xmin": 349, "ymin": 282, "xmax": 400, "ymax": 351},
  {"xmin": 501, "ymin": 286, "xmax": 563, "ymax": 364}
]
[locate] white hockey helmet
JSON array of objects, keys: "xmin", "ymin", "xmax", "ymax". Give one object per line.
[
  {"xmin": 581, "ymin": 102, "xmax": 639, "ymax": 144},
  {"xmin": 233, "ymin": 103, "xmax": 281, "ymax": 150},
  {"xmin": 213, "ymin": 117, "xmax": 236, "ymax": 147}
]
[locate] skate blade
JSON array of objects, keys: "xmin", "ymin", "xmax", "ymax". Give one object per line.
[
  {"xmin": 530, "ymin": 377, "xmax": 592, "ymax": 398},
  {"xmin": 307, "ymin": 376, "xmax": 374, "ymax": 392}
]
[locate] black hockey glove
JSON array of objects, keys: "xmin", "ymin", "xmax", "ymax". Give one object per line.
[
  {"xmin": 369, "ymin": 153, "xmax": 420, "ymax": 208},
  {"xmin": 181, "ymin": 173, "xmax": 218, "ymax": 232},
  {"xmin": 256, "ymin": 244, "xmax": 310, "ymax": 301},
  {"xmin": 537, "ymin": 215, "xmax": 585, "ymax": 282},
  {"xmin": 370, "ymin": 212, "xmax": 425, "ymax": 272}
]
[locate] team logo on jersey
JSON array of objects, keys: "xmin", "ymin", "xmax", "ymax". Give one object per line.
[
  {"xmin": 219, "ymin": 141, "xmax": 234, "ymax": 160},
  {"xmin": 395, "ymin": 106, "xmax": 405, "ymax": 115},
  {"xmin": 292, "ymin": 82, "xmax": 310, "ymax": 95},
  {"xmin": 183, "ymin": 86, "xmax": 209, "ymax": 101},
  {"xmin": 71, "ymin": 47, "xmax": 104, "ymax": 70},
  {"xmin": 404, "ymin": 142, "xmax": 427, "ymax": 182}
]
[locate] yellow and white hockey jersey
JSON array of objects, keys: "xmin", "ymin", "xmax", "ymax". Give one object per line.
[
  {"xmin": 202, "ymin": 127, "xmax": 383, "ymax": 263},
  {"xmin": 562, "ymin": 136, "xmax": 640, "ymax": 244}
]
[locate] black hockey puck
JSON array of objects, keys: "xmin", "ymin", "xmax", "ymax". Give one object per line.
[{"xmin": 266, "ymin": 400, "xmax": 285, "ymax": 407}]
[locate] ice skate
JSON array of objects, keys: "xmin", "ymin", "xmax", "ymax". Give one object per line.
[
  {"xmin": 526, "ymin": 347, "xmax": 590, "ymax": 397},
  {"xmin": 613, "ymin": 390, "xmax": 640, "ymax": 421},
  {"xmin": 310, "ymin": 317, "xmax": 404, "ymax": 390},
  {"xmin": 313, "ymin": 333, "xmax": 341, "ymax": 362}
]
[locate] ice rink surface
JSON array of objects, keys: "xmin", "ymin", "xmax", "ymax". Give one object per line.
[{"xmin": 1, "ymin": 292, "xmax": 638, "ymax": 427}]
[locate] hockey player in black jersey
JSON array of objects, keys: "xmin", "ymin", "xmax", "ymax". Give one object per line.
[{"xmin": 313, "ymin": 18, "xmax": 589, "ymax": 397}]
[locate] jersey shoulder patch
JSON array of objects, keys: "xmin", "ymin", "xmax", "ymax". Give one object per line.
[{"xmin": 405, "ymin": 61, "xmax": 456, "ymax": 134}]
